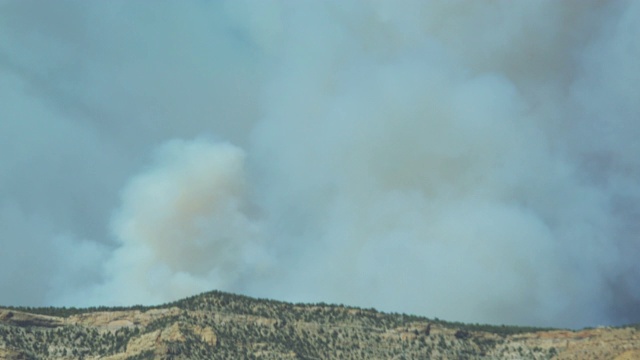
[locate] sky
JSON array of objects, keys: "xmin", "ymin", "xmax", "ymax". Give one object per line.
[{"xmin": 1, "ymin": 0, "xmax": 639, "ymax": 329}]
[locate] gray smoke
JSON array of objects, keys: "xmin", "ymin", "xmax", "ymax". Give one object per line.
[{"xmin": 1, "ymin": 0, "xmax": 639, "ymax": 329}]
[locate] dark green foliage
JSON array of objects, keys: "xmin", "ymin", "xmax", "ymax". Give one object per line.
[
  {"xmin": 438, "ymin": 321, "xmax": 559, "ymax": 336},
  {"xmin": 144, "ymin": 315, "xmax": 180, "ymax": 334},
  {"xmin": 0, "ymin": 304, "xmax": 154, "ymax": 318},
  {"xmin": 0, "ymin": 322, "xmax": 138, "ymax": 359},
  {"xmin": 126, "ymin": 350, "xmax": 156, "ymax": 360}
]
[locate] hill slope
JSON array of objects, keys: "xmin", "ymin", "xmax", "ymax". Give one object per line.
[{"xmin": 1, "ymin": 291, "xmax": 638, "ymax": 359}]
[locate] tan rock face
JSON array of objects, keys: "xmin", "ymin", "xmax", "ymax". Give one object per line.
[
  {"xmin": 193, "ymin": 325, "xmax": 217, "ymax": 346},
  {"xmin": 103, "ymin": 331, "xmax": 159, "ymax": 360}
]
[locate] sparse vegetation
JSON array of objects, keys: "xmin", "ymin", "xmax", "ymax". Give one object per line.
[{"xmin": 1, "ymin": 290, "xmax": 639, "ymax": 359}]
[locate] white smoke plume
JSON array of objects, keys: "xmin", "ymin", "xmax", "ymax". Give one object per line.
[
  {"xmin": 1, "ymin": 0, "xmax": 639, "ymax": 328},
  {"xmin": 66, "ymin": 139, "xmax": 267, "ymax": 306}
]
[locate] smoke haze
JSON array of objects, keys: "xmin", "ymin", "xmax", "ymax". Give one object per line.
[{"xmin": 1, "ymin": 0, "xmax": 639, "ymax": 329}]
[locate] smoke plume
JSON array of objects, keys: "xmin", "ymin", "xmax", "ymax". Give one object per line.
[{"xmin": 1, "ymin": 0, "xmax": 639, "ymax": 328}]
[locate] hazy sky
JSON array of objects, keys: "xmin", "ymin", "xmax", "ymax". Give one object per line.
[{"xmin": 1, "ymin": 0, "xmax": 639, "ymax": 329}]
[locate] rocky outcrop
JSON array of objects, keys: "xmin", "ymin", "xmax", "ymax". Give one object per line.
[
  {"xmin": 99, "ymin": 322, "xmax": 217, "ymax": 360},
  {"xmin": 193, "ymin": 325, "xmax": 217, "ymax": 346},
  {"xmin": 66, "ymin": 307, "xmax": 181, "ymax": 329},
  {"xmin": 0, "ymin": 309, "xmax": 64, "ymax": 328}
]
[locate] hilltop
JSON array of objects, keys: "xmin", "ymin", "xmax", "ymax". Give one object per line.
[{"xmin": 1, "ymin": 290, "xmax": 639, "ymax": 359}]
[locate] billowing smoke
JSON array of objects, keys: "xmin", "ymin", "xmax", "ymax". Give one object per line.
[
  {"xmin": 1, "ymin": 0, "xmax": 639, "ymax": 329},
  {"xmin": 60, "ymin": 139, "xmax": 268, "ymax": 306}
]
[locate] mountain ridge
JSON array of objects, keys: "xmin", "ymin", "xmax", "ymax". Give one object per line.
[{"xmin": 1, "ymin": 290, "xmax": 638, "ymax": 359}]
